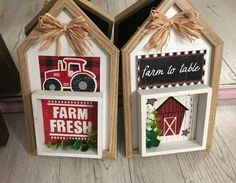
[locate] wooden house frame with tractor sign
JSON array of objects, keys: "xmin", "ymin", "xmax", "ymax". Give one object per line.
[
  {"xmin": 122, "ymin": 0, "xmax": 223, "ymax": 157},
  {"xmin": 18, "ymin": 0, "xmax": 119, "ymax": 159}
]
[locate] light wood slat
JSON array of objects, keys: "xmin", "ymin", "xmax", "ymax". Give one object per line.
[
  {"xmin": 90, "ymin": 0, "xmax": 108, "ymax": 13},
  {"xmin": 59, "ymin": 157, "xmax": 132, "ymax": 183},
  {"xmin": 220, "ymin": 61, "xmax": 236, "ymax": 85},
  {"xmin": 59, "ymin": 108, "xmax": 132, "ymax": 183},
  {"xmin": 189, "ymin": 0, "xmax": 236, "ymax": 74},
  {"xmin": 125, "ymin": 0, "xmax": 136, "ymax": 7},
  {"xmin": 216, "ymin": 100, "xmax": 236, "ymax": 156},
  {"xmin": 0, "ymin": 114, "xmax": 60, "ymax": 183},
  {"xmin": 176, "ymin": 100, "xmax": 236, "ymax": 183},
  {"xmin": 106, "ymin": 0, "xmax": 127, "ymax": 16},
  {"xmin": 177, "ymin": 104, "xmax": 236, "ymax": 183},
  {"xmin": 129, "ymin": 155, "xmax": 186, "ymax": 183}
]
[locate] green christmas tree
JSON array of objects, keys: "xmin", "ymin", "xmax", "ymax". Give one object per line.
[{"xmin": 146, "ymin": 110, "xmax": 162, "ymax": 148}]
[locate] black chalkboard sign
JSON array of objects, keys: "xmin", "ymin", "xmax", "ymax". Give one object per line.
[{"xmin": 137, "ymin": 50, "xmax": 206, "ymax": 89}]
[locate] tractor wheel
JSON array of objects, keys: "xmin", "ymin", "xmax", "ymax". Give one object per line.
[
  {"xmin": 71, "ymin": 74, "xmax": 96, "ymax": 92},
  {"xmin": 44, "ymin": 79, "xmax": 61, "ymax": 91}
]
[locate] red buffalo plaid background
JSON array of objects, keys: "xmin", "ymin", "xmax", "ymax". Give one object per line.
[{"xmin": 38, "ymin": 56, "xmax": 100, "ymax": 91}]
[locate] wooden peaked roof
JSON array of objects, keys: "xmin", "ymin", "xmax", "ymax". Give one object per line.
[
  {"xmin": 25, "ymin": 0, "xmax": 113, "ymax": 39},
  {"xmin": 122, "ymin": 0, "xmax": 223, "ymax": 157}
]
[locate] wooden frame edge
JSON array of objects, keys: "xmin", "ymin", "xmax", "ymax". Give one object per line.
[
  {"xmin": 17, "ymin": 43, "xmax": 37, "ymax": 154},
  {"xmin": 121, "ymin": 50, "xmax": 133, "ymax": 157},
  {"xmin": 25, "ymin": 0, "xmax": 58, "ymax": 36},
  {"xmin": 122, "ymin": 0, "xmax": 224, "ymax": 157},
  {"xmin": 206, "ymin": 43, "xmax": 224, "ymax": 148},
  {"xmin": 18, "ymin": 0, "xmax": 119, "ymax": 159}
]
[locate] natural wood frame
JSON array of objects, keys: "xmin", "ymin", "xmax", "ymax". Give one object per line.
[
  {"xmin": 18, "ymin": 0, "xmax": 119, "ymax": 159},
  {"xmin": 122, "ymin": 0, "xmax": 223, "ymax": 157}
]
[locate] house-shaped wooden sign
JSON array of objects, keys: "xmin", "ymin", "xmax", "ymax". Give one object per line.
[
  {"xmin": 122, "ymin": 0, "xmax": 223, "ymax": 157},
  {"xmin": 18, "ymin": 0, "xmax": 119, "ymax": 159}
]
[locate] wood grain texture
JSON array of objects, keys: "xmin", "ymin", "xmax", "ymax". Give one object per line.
[
  {"xmin": 0, "ymin": 0, "xmax": 43, "ymax": 53},
  {"xmin": 177, "ymin": 101, "xmax": 236, "ymax": 183},
  {"xmin": 0, "ymin": 114, "xmax": 60, "ymax": 183},
  {"xmin": 17, "ymin": 0, "xmax": 119, "ymax": 158},
  {"xmin": 58, "ymin": 109, "xmax": 128, "ymax": 182},
  {"xmin": 1, "ymin": 0, "xmax": 236, "ymax": 182},
  {"xmin": 107, "ymin": 0, "xmax": 127, "ymax": 16},
  {"xmin": 122, "ymin": 0, "xmax": 223, "ymax": 157},
  {"xmin": 189, "ymin": 0, "xmax": 236, "ymax": 75},
  {"xmin": 220, "ymin": 60, "xmax": 236, "ymax": 85},
  {"xmin": 25, "ymin": 0, "xmax": 114, "ymax": 39},
  {"xmin": 129, "ymin": 155, "xmax": 186, "ymax": 183}
]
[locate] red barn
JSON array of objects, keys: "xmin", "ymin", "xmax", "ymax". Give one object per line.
[{"xmin": 156, "ymin": 97, "xmax": 188, "ymax": 136}]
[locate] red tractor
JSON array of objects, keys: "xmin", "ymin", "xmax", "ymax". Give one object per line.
[{"xmin": 43, "ymin": 58, "xmax": 97, "ymax": 92}]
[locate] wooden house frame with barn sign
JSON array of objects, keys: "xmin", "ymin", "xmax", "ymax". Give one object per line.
[
  {"xmin": 122, "ymin": 0, "xmax": 223, "ymax": 157},
  {"xmin": 18, "ymin": 0, "xmax": 119, "ymax": 159}
]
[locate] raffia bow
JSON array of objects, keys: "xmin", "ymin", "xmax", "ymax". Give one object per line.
[
  {"xmin": 35, "ymin": 13, "xmax": 91, "ymax": 56},
  {"xmin": 143, "ymin": 9, "xmax": 204, "ymax": 51}
]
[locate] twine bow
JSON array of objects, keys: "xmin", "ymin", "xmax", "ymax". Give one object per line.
[
  {"xmin": 35, "ymin": 13, "xmax": 91, "ymax": 56},
  {"xmin": 143, "ymin": 9, "xmax": 204, "ymax": 51}
]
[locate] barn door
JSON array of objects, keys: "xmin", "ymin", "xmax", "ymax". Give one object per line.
[{"xmin": 163, "ymin": 117, "xmax": 177, "ymax": 136}]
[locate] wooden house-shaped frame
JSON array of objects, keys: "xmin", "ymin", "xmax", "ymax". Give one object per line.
[
  {"xmin": 18, "ymin": 0, "xmax": 119, "ymax": 159},
  {"xmin": 122, "ymin": 0, "xmax": 223, "ymax": 157}
]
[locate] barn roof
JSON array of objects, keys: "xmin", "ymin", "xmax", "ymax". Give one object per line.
[
  {"xmin": 157, "ymin": 97, "xmax": 189, "ymax": 113},
  {"xmin": 24, "ymin": 0, "xmax": 113, "ymax": 39}
]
